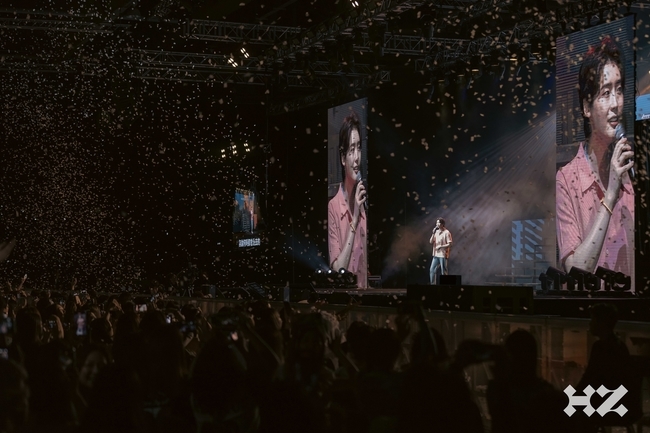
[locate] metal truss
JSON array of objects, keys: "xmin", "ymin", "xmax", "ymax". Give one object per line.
[
  {"xmin": 268, "ymin": 0, "xmax": 434, "ymax": 60},
  {"xmin": 269, "ymin": 69, "xmax": 391, "ymax": 115},
  {"xmin": 134, "ymin": 49, "xmax": 380, "ymax": 73},
  {"xmin": 0, "ymin": 9, "xmax": 122, "ymax": 33},
  {"xmin": 415, "ymin": 14, "xmax": 558, "ymax": 71},
  {"xmin": 131, "ymin": 49, "xmax": 386, "ymax": 86},
  {"xmin": 184, "ymin": 20, "xmax": 303, "ymax": 45}
]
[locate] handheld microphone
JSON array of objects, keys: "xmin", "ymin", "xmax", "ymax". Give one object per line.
[
  {"xmin": 356, "ymin": 172, "xmax": 368, "ymax": 210},
  {"xmin": 614, "ymin": 123, "xmax": 634, "ymax": 180}
]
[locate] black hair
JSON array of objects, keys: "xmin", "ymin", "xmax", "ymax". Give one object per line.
[
  {"xmin": 338, "ymin": 111, "xmax": 361, "ymax": 167},
  {"xmin": 578, "ymin": 36, "xmax": 625, "ymax": 138}
]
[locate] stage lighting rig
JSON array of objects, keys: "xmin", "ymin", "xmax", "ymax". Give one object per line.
[
  {"xmin": 338, "ymin": 268, "xmax": 357, "ymax": 286},
  {"xmin": 314, "ymin": 267, "xmax": 356, "ymax": 288},
  {"xmin": 568, "ymin": 266, "xmax": 600, "ymax": 291},
  {"xmin": 595, "ymin": 266, "xmax": 631, "ymax": 292},
  {"xmin": 539, "ymin": 266, "xmax": 575, "ymax": 291}
]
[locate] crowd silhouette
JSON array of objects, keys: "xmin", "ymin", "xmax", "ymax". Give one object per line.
[{"xmin": 0, "ymin": 280, "xmax": 640, "ymax": 433}]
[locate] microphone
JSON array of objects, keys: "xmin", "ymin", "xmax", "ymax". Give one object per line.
[
  {"xmin": 356, "ymin": 172, "xmax": 368, "ymax": 210},
  {"xmin": 615, "ymin": 123, "xmax": 634, "ymax": 180}
]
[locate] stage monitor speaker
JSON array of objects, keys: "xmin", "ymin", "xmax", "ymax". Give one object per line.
[
  {"xmin": 440, "ymin": 275, "xmax": 462, "ymax": 285},
  {"xmin": 245, "ymin": 282, "xmax": 266, "ymax": 299}
]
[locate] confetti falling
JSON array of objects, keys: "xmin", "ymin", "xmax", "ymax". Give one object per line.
[{"xmin": 0, "ymin": 1, "xmax": 648, "ymax": 292}]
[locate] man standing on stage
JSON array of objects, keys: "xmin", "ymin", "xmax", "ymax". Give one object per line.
[{"xmin": 429, "ymin": 218, "xmax": 452, "ymax": 285}]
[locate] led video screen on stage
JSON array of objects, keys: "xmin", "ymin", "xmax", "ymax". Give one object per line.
[
  {"xmin": 636, "ymin": 9, "xmax": 650, "ymax": 121},
  {"xmin": 555, "ymin": 16, "xmax": 635, "ymax": 291},
  {"xmin": 327, "ymin": 98, "xmax": 368, "ymax": 288},
  {"xmin": 233, "ymin": 187, "xmax": 262, "ymax": 248}
]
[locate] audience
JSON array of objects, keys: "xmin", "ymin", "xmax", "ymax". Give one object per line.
[
  {"xmin": 0, "ymin": 281, "xmax": 635, "ymax": 433},
  {"xmin": 574, "ymin": 303, "xmax": 642, "ymax": 432},
  {"xmin": 486, "ymin": 329, "xmax": 571, "ymax": 433}
]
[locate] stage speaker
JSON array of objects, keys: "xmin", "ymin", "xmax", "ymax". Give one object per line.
[
  {"xmin": 244, "ymin": 282, "xmax": 266, "ymax": 299},
  {"xmin": 441, "ymin": 275, "xmax": 462, "ymax": 285}
]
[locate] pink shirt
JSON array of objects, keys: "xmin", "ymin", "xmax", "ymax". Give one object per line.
[
  {"xmin": 328, "ymin": 185, "xmax": 367, "ymax": 288},
  {"xmin": 431, "ymin": 229, "xmax": 452, "ymax": 258},
  {"xmin": 556, "ymin": 143, "xmax": 634, "ymax": 283}
]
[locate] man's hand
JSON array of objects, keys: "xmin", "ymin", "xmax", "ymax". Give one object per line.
[
  {"xmin": 354, "ymin": 181, "xmax": 367, "ymax": 216},
  {"xmin": 608, "ymin": 136, "xmax": 634, "ymax": 193}
]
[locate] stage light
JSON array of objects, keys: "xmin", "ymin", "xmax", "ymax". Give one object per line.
[
  {"xmin": 568, "ymin": 266, "xmax": 600, "ymax": 291},
  {"xmin": 240, "ymin": 47, "xmax": 249, "ymax": 59},
  {"xmin": 337, "ymin": 268, "xmax": 357, "ymax": 286},
  {"xmin": 227, "ymin": 56, "xmax": 238, "ymax": 67},
  {"xmin": 538, "ymin": 272, "xmax": 551, "ymax": 292},
  {"xmin": 595, "ymin": 266, "xmax": 631, "ymax": 292},
  {"xmin": 350, "ymin": 0, "xmax": 360, "ymax": 8},
  {"xmin": 540, "ymin": 266, "xmax": 576, "ymax": 291}
]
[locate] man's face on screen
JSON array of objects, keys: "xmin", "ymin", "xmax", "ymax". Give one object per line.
[
  {"xmin": 584, "ymin": 61, "xmax": 623, "ymax": 143},
  {"xmin": 342, "ymin": 128, "xmax": 361, "ymax": 184}
]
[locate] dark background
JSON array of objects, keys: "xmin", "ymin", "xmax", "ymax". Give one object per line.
[{"xmin": 0, "ymin": 0, "xmax": 649, "ymax": 292}]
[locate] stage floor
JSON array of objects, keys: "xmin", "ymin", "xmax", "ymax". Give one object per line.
[{"xmin": 311, "ymin": 286, "xmax": 646, "ymax": 321}]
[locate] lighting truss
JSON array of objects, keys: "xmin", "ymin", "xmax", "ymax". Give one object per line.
[
  {"xmin": 183, "ymin": 20, "xmax": 303, "ymax": 45},
  {"xmin": 0, "ymin": 9, "xmax": 123, "ymax": 33},
  {"xmin": 269, "ymin": 69, "xmax": 390, "ymax": 115},
  {"xmin": 415, "ymin": 16, "xmax": 558, "ymax": 72}
]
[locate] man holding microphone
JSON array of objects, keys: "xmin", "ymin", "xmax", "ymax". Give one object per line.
[{"xmin": 429, "ymin": 218, "xmax": 453, "ymax": 285}]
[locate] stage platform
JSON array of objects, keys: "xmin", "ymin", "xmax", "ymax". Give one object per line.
[
  {"xmin": 204, "ymin": 283, "xmax": 648, "ymax": 321},
  {"xmin": 309, "ymin": 285, "xmax": 649, "ymax": 321}
]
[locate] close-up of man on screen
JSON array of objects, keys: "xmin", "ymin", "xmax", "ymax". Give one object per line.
[
  {"xmin": 556, "ymin": 36, "xmax": 634, "ymax": 281},
  {"xmin": 328, "ymin": 111, "xmax": 367, "ymax": 288}
]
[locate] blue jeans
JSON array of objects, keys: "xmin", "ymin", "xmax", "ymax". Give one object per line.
[{"xmin": 430, "ymin": 256, "xmax": 448, "ymax": 285}]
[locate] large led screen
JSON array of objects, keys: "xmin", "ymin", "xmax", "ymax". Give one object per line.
[
  {"xmin": 327, "ymin": 98, "xmax": 369, "ymax": 288},
  {"xmin": 555, "ymin": 16, "xmax": 635, "ymax": 291}
]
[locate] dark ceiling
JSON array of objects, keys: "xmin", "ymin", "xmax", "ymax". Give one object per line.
[{"xmin": 0, "ymin": 0, "xmax": 644, "ymax": 112}]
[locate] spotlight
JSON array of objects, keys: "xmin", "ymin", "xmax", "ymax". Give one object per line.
[
  {"xmin": 337, "ymin": 268, "xmax": 357, "ymax": 286},
  {"xmin": 227, "ymin": 56, "xmax": 238, "ymax": 67},
  {"xmin": 595, "ymin": 266, "xmax": 631, "ymax": 292},
  {"xmin": 540, "ymin": 266, "xmax": 575, "ymax": 291},
  {"xmin": 538, "ymin": 272, "xmax": 551, "ymax": 292},
  {"xmin": 568, "ymin": 266, "xmax": 600, "ymax": 291}
]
